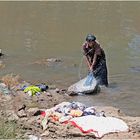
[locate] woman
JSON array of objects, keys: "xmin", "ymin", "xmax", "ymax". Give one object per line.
[{"xmin": 82, "ymin": 34, "xmax": 108, "ymax": 87}]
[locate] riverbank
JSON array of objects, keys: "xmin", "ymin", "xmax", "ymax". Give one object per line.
[{"xmin": 0, "ymin": 74, "xmax": 140, "ymax": 139}]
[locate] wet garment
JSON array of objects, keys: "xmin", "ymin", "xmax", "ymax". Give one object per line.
[
  {"xmin": 93, "ymin": 59, "xmax": 108, "ymax": 87},
  {"xmin": 82, "ymin": 42, "xmax": 108, "ymax": 87}
]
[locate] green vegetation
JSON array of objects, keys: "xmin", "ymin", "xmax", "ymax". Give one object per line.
[{"xmin": 0, "ymin": 117, "xmax": 16, "ymax": 139}]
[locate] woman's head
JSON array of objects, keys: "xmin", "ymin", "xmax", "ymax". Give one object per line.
[{"xmin": 86, "ymin": 34, "xmax": 96, "ymax": 47}]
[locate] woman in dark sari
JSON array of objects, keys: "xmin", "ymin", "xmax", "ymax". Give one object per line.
[{"xmin": 82, "ymin": 34, "xmax": 108, "ymax": 87}]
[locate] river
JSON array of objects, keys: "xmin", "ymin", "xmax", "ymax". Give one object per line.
[{"xmin": 0, "ymin": 1, "xmax": 140, "ymax": 116}]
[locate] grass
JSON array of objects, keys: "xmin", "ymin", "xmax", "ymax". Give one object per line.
[
  {"xmin": 0, "ymin": 117, "xmax": 16, "ymax": 139},
  {"xmin": 1, "ymin": 74, "xmax": 21, "ymax": 89}
]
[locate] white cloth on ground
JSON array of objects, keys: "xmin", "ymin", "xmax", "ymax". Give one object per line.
[{"xmin": 69, "ymin": 115, "xmax": 129, "ymax": 138}]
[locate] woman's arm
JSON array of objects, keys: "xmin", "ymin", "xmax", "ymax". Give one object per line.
[
  {"xmin": 90, "ymin": 54, "xmax": 97, "ymax": 71},
  {"xmin": 85, "ymin": 55, "xmax": 91, "ymax": 69}
]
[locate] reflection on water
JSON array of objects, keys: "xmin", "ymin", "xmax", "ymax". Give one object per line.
[{"xmin": 0, "ymin": 2, "xmax": 140, "ymax": 116}]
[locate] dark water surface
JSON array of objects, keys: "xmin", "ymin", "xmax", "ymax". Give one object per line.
[{"xmin": 0, "ymin": 2, "xmax": 140, "ymax": 116}]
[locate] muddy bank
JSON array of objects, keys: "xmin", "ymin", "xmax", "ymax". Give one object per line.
[{"xmin": 0, "ymin": 74, "xmax": 140, "ymax": 139}]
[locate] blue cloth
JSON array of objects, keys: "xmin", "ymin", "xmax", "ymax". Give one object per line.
[
  {"xmin": 21, "ymin": 85, "xmax": 28, "ymax": 91},
  {"xmin": 84, "ymin": 72, "xmax": 94, "ymax": 86},
  {"xmin": 36, "ymin": 84, "xmax": 48, "ymax": 91}
]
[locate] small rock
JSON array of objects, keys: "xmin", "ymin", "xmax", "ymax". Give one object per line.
[
  {"xmin": 28, "ymin": 135, "xmax": 41, "ymax": 140},
  {"xmin": 47, "ymin": 58, "xmax": 62, "ymax": 63},
  {"xmin": 49, "ymin": 127, "xmax": 56, "ymax": 133},
  {"xmin": 19, "ymin": 117, "xmax": 28, "ymax": 122},
  {"xmin": 6, "ymin": 110, "xmax": 19, "ymax": 121},
  {"xmin": 17, "ymin": 110, "xmax": 27, "ymax": 118},
  {"xmin": 60, "ymin": 89, "xmax": 67, "ymax": 94},
  {"xmin": 27, "ymin": 108, "xmax": 39, "ymax": 113},
  {"xmin": 55, "ymin": 88, "xmax": 60, "ymax": 93},
  {"xmin": 67, "ymin": 91, "xmax": 77, "ymax": 96},
  {"xmin": 118, "ymin": 109, "xmax": 126, "ymax": 116},
  {"xmin": 23, "ymin": 132, "xmax": 33, "ymax": 137},
  {"xmin": 41, "ymin": 130, "xmax": 50, "ymax": 137},
  {"xmin": 45, "ymin": 92, "xmax": 52, "ymax": 97},
  {"xmin": 27, "ymin": 108, "xmax": 39, "ymax": 116}
]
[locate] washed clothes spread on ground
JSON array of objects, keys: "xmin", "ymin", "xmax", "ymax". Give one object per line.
[
  {"xmin": 40, "ymin": 102, "xmax": 128, "ymax": 138},
  {"xmin": 69, "ymin": 115, "xmax": 129, "ymax": 138}
]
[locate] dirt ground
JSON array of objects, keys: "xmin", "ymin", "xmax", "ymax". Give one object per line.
[{"xmin": 0, "ymin": 75, "xmax": 140, "ymax": 139}]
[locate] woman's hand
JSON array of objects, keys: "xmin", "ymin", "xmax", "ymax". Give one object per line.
[{"xmin": 89, "ymin": 65, "xmax": 93, "ymax": 72}]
